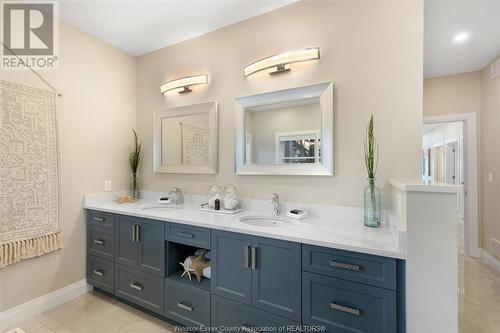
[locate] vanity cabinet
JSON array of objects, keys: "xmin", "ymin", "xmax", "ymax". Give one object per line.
[
  {"xmin": 86, "ymin": 209, "xmax": 405, "ymax": 332},
  {"xmin": 87, "ymin": 254, "xmax": 115, "ymax": 293},
  {"xmin": 115, "ymin": 264, "xmax": 165, "ymax": 315},
  {"xmin": 303, "ymin": 272, "xmax": 396, "ymax": 333},
  {"xmin": 115, "ymin": 215, "xmax": 165, "ymax": 277},
  {"xmin": 211, "ymin": 295, "xmax": 299, "ymax": 331},
  {"xmin": 211, "ymin": 230, "xmax": 302, "ymax": 322}
]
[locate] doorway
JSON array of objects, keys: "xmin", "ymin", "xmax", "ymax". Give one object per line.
[{"xmin": 423, "ymin": 113, "xmax": 479, "ymax": 258}]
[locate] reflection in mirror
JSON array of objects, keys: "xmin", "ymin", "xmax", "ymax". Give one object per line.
[
  {"xmin": 235, "ymin": 81, "xmax": 333, "ymax": 176},
  {"xmin": 153, "ymin": 102, "xmax": 218, "ymax": 174},
  {"xmin": 244, "ymin": 98, "xmax": 321, "ymax": 165},
  {"xmin": 161, "ymin": 113, "xmax": 209, "ymax": 166}
]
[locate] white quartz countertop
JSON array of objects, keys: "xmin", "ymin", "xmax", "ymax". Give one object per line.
[{"xmin": 84, "ymin": 193, "xmax": 406, "ymax": 259}]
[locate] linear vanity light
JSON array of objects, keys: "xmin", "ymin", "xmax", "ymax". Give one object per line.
[
  {"xmin": 160, "ymin": 74, "xmax": 209, "ymax": 94},
  {"xmin": 244, "ymin": 47, "xmax": 320, "ymax": 77}
]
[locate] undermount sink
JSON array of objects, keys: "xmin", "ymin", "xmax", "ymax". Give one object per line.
[
  {"xmin": 140, "ymin": 204, "xmax": 183, "ymax": 211},
  {"xmin": 239, "ymin": 215, "xmax": 288, "ymax": 227}
]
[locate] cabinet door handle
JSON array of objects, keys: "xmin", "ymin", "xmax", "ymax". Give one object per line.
[
  {"xmin": 93, "ymin": 216, "xmax": 105, "ymax": 222},
  {"xmin": 244, "ymin": 245, "xmax": 251, "ymax": 268},
  {"xmin": 176, "ymin": 301, "xmax": 194, "ymax": 312},
  {"xmin": 93, "ymin": 239, "xmax": 105, "ymax": 245},
  {"xmin": 330, "ymin": 260, "xmax": 360, "ymax": 272},
  {"xmin": 251, "ymin": 247, "xmax": 257, "ymax": 270},
  {"xmin": 130, "ymin": 282, "xmax": 143, "ymax": 291},
  {"xmin": 177, "ymin": 231, "xmax": 194, "ymax": 238},
  {"xmin": 330, "ymin": 302, "xmax": 360, "ymax": 316},
  {"xmin": 135, "ymin": 225, "xmax": 141, "ymax": 242},
  {"xmin": 93, "ymin": 269, "xmax": 104, "ymax": 276}
]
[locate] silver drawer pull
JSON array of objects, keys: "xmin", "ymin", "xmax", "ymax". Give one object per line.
[
  {"xmin": 93, "ymin": 217, "xmax": 105, "ymax": 222},
  {"xmin": 93, "ymin": 269, "xmax": 104, "ymax": 277},
  {"xmin": 177, "ymin": 231, "xmax": 194, "ymax": 238},
  {"xmin": 93, "ymin": 239, "xmax": 105, "ymax": 245},
  {"xmin": 176, "ymin": 301, "xmax": 194, "ymax": 312},
  {"xmin": 130, "ymin": 282, "xmax": 144, "ymax": 291},
  {"xmin": 330, "ymin": 302, "xmax": 360, "ymax": 316},
  {"xmin": 330, "ymin": 260, "xmax": 360, "ymax": 272},
  {"xmin": 244, "ymin": 245, "xmax": 251, "ymax": 268},
  {"xmin": 251, "ymin": 247, "xmax": 257, "ymax": 270}
]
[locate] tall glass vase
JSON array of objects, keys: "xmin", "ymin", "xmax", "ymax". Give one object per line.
[
  {"xmin": 129, "ymin": 173, "xmax": 140, "ymax": 199},
  {"xmin": 364, "ymin": 178, "xmax": 381, "ymax": 227}
]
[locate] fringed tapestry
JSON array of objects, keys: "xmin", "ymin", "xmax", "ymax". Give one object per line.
[{"xmin": 0, "ymin": 80, "xmax": 62, "ymax": 268}]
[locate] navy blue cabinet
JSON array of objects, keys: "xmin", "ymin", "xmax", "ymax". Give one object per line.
[
  {"xmin": 87, "ymin": 210, "xmax": 405, "ymax": 331},
  {"xmin": 115, "ymin": 215, "xmax": 138, "ymax": 268},
  {"xmin": 115, "ymin": 264, "xmax": 165, "ymax": 315},
  {"xmin": 211, "ymin": 231, "xmax": 252, "ymax": 304},
  {"xmin": 115, "ymin": 215, "xmax": 165, "ymax": 277},
  {"xmin": 211, "ymin": 295, "xmax": 299, "ymax": 331},
  {"xmin": 251, "ymin": 236, "xmax": 301, "ymax": 321},
  {"xmin": 165, "ymin": 279, "xmax": 211, "ymax": 327},
  {"xmin": 138, "ymin": 218, "xmax": 165, "ymax": 276},
  {"xmin": 211, "ymin": 231, "xmax": 301, "ymax": 321},
  {"xmin": 302, "ymin": 245, "xmax": 397, "ymax": 290},
  {"xmin": 303, "ymin": 272, "xmax": 397, "ymax": 333}
]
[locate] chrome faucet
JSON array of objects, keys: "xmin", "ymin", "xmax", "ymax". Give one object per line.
[
  {"xmin": 169, "ymin": 186, "xmax": 184, "ymax": 205},
  {"xmin": 269, "ymin": 193, "xmax": 280, "ymax": 215}
]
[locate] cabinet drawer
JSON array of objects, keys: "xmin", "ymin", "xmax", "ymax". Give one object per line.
[
  {"xmin": 87, "ymin": 225, "xmax": 115, "ymax": 260},
  {"xmin": 211, "ymin": 295, "xmax": 299, "ymax": 331},
  {"xmin": 87, "ymin": 210, "xmax": 115, "ymax": 230},
  {"xmin": 303, "ymin": 272, "xmax": 396, "ymax": 333},
  {"xmin": 115, "ymin": 265, "xmax": 164, "ymax": 315},
  {"xmin": 302, "ymin": 245, "xmax": 396, "ymax": 290},
  {"xmin": 165, "ymin": 279, "xmax": 210, "ymax": 327},
  {"xmin": 87, "ymin": 255, "xmax": 114, "ymax": 294},
  {"xmin": 167, "ymin": 224, "xmax": 210, "ymax": 249}
]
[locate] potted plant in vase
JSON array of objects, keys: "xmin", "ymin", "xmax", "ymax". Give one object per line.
[
  {"xmin": 129, "ymin": 129, "xmax": 142, "ymax": 199},
  {"xmin": 364, "ymin": 114, "xmax": 381, "ymax": 227}
]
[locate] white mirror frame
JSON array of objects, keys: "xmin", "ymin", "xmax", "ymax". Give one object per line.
[
  {"xmin": 234, "ymin": 82, "xmax": 334, "ymax": 176},
  {"xmin": 153, "ymin": 102, "xmax": 218, "ymax": 174}
]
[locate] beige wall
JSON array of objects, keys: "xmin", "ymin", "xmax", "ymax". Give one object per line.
[
  {"xmin": 481, "ymin": 57, "xmax": 500, "ymax": 256},
  {"xmin": 424, "ymin": 72, "xmax": 482, "ymax": 117},
  {"xmin": 423, "ymin": 61, "xmax": 500, "ymax": 256},
  {"xmin": 136, "ymin": 0, "xmax": 423, "ymax": 206},
  {"xmin": 0, "ymin": 20, "xmax": 136, "ymax": 311}
]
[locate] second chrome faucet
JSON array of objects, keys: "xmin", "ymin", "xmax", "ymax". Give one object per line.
[{"xmin": 270, "ymin": 193, "xmax": 280, "ymax": 215}]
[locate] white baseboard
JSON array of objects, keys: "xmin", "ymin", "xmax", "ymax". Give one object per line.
[
  {"xmin": 0, "ymin": 279, "xmax": 92, "ymax": 330},
  {"xmin": 481, "ymin": 249, "xmax": 500, "ymax": 274}
]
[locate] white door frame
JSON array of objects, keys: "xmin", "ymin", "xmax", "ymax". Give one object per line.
[{"xmin": 423, "ymin": 112, "xmax": 480, "ymax": 257}]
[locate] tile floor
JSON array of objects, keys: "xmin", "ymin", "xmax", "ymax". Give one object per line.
[
  {"xmin": 458, "ymin": 221, "xmax": 500, "ymax": 332},
  {"xmin": 2, "ymin": 292, "xmax": 175, "ymax": 333},
  {"xmin": 3, "ymin": 222, "xmax": 500, "ymax": 333}
]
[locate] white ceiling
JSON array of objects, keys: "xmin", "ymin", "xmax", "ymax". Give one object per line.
[
  {"xmin": 425, "ymin": 0, "xmax": 500, "ymax": 78},
  {"xmin": 58, "ymin": 1, "xmax": 500, "ymax": 76},
  {"xmin": 58, "ymin": 0, "xmax": 297, "ymax": 56}
]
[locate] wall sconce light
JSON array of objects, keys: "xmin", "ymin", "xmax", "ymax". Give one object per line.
[
  {"xmin": 244, "ymin": 47, "xmax": 320, "ymax": 77},
  {"xmin": 160, "ymin": 74, "xmax": 209, "ymax": 94}
]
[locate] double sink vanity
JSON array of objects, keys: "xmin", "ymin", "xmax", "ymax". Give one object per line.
[
  {"xmin": 84, "ymin": 193, "xmax": 406, "ymax": 333},
  {"xmin": 85, "ymin": 81, "xmax": 407, "ymax": 332}
]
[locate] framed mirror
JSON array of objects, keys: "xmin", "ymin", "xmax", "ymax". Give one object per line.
[
  {"xmin": 234, "ymin": 82, "xmax": 333, "ymax": 176},
  {"xmin": 154, "ymin": 102, "xmax": 218, "ymax": 174}
]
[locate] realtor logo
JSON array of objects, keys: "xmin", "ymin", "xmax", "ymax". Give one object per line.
[{"xmin": 1, "ymin": 2, "xmax": 59, "ymax": 69}]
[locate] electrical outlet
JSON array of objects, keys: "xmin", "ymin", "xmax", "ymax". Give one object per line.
[
  {"xmin": 488, "ymin": 173, "xmax": 494, "ymax": 183},
  {"xmin": 104, "ymin": 180, "xmax": 112, "ymax": 192},
  {"xmin": 491, "ymin": 238, "xmax": 500, "ymax": 258}
]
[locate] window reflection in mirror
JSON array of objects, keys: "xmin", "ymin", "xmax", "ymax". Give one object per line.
[
  {"xmin": 161, "ymin": 113, "xmax": 209, "ymax": 166},
  {"xmin": 244, "ymin": 97, "xmax": 321, "ymax": 165}
]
